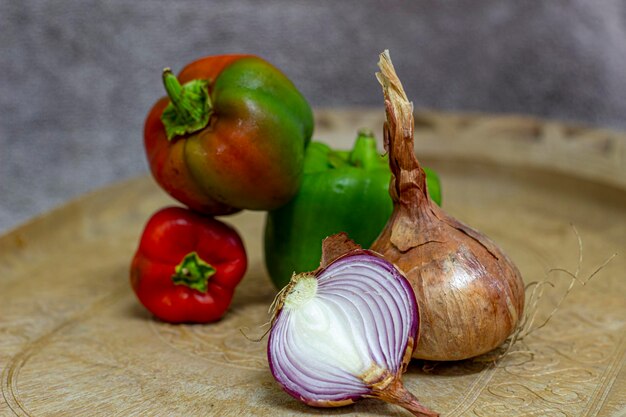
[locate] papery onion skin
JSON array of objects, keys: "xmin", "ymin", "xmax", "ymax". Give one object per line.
[
  {"xmin": 267, "ymin": 234, "xmax": 438, "ymax": 416},
  {"xmin": 372, "ymin": 206, "xmax": 525, "ymax": 361},
  {"xmin": 371, "ymin": 51, "xmax": 525, "ymax": 361}
]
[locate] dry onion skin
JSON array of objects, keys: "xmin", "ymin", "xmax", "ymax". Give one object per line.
[
  {"xmin": 268, "ymin": 233, "xmax": 438, "ymax": 417},
  {"xmin": 370, "ymin": 50, "xmax": 526, "ymax": 361}
]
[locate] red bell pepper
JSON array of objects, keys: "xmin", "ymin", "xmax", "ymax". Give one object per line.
[
  {"xmin": 144, "ymin": 54, "xmax": 314, "ymax": 215},
  {"xmin": 130, "ymin": 206, "xmax": 247, "ymax": 323}
]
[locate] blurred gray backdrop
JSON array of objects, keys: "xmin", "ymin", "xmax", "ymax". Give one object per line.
[{"xmin": 2, "ymin": 0, "xmax": 626, "ymax": 233}]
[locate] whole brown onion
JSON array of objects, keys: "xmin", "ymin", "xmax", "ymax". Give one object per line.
[{"xmin": 370, "ymin": 51, "xmax": 526, "ymax": 361}]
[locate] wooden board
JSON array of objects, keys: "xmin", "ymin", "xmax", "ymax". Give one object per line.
[{"xmin": 1, "ymin": 109, "xmax": 625, "ymax": 416}]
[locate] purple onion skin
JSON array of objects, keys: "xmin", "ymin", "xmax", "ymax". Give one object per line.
[{"xmin": 267, "ymin": 250, "xmax": 419, "ymax": 408}]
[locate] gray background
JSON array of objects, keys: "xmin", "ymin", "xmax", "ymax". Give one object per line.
[{"xmin": 2, "ymin": 0, "xmax": 626, "ymax": 233}]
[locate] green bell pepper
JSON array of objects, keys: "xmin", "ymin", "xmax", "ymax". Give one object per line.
[{"xmin": 264, "ymin": 130, "xmax": 442, "ymax": 289}]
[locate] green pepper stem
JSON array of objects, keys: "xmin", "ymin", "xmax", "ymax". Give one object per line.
[
  {"xmin": 160, "ymin": 68, "xmax": 213, "ymax": 140},
  {"xmin": 349, "ymin": 129, "xmax": 383, "ymax": 170},
  {"xmin": 171, "ymin": 252, "xmax": 216, "ymax": 293},
  {"xmin": 163, "ymin": 69, "xmax": 191, "ymax": 120}
]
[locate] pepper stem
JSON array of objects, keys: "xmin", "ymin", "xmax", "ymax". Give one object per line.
[
  {"xmin": 349, "ymin": 129, "xmax": 384, "ymax": 170},
  {"xmin": 160, "ymin": 68, "xmax": 213, "ymax": 140},
  {"xmin": 171, "ymin": 252, "xmax": 216, "ymax": 293}
]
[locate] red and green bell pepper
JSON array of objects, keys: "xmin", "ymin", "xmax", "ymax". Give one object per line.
[
  {"xmin": 264, "ymin": 130, "xmax": 442, "ymax": 289},
  {"xmin": 144, "ymin": 54, "xmax": 314, "ymax": 215},
  {"xmin": 130, "ymin": 206, "xmax": 247, "ymax": 323}
]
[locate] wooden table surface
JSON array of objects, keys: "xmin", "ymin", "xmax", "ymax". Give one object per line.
[{"xmin": 1, "ymin": 109, "xmax": 624, "ymax": 416}]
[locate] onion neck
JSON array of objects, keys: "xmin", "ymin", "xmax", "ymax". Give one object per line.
[
  {"xmin": 373, "ymin": 51, "xmax": 439, "ymax": 253},
  {"xmin": 377, "ymin": 52, "xmax": 430, "ymax": 216}
]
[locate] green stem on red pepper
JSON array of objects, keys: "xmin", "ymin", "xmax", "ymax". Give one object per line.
[
  {"xmin": 172, "ymin": 252, "xmax": 216, "ymax": 293},
  {"xmin": 161, "ymin": 68, "xmax": 213, "ymax": 140}
]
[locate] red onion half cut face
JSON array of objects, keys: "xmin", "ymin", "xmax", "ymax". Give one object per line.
[{"xmin": 268, "ymin": 250, "xmax": 428, "ymax": 413}]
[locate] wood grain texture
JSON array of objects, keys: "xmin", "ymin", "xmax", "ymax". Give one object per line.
[{"xmin": 1, "ymin": 109, "xmax": 624, "ymax": 416}]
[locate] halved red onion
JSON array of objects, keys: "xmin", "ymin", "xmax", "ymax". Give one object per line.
[{"xmin": 267, "ymin": 237, "xmax": 438, "ymax": 417}]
